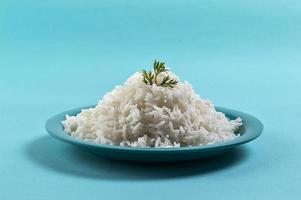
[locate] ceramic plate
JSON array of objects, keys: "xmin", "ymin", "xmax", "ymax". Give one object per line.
[{"xmin": 45, "ymin": 106, "xmax": 263, "ymax": 162}]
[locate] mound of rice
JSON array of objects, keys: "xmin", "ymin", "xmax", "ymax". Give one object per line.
[{"xmin": 62, "ymin": 72, "xmax": 242, "ymax": 147}]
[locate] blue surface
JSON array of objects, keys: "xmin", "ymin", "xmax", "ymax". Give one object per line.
[{"xmin": 1, "ymin": 0, "xmax": 301, "ymax": 199}]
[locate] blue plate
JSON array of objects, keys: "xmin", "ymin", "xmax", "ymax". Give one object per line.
[{"xmin": 45, "ymin": 106, "xmax": 263, "ymax": 162}]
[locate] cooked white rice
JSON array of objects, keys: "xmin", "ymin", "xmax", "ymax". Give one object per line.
[{"xmin": 62, "ymin": 72, "xmax": 242, "ymax": 148}]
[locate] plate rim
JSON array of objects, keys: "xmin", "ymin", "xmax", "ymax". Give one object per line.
[{"xmin": 45, "ymin": 105, "xmax": 263, "ymax": 153}]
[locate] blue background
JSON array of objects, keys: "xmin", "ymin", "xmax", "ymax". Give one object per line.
[{"xmin": 1, "ymin": 0, "xmax": 301, "ymax": 199}]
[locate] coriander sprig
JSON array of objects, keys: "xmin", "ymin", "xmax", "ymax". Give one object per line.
[
  {"xmin": 141, "ymin": 60, "xmax": 178, "ymax": 88},
  {"xmin": 160, "ymin": 75, "xmax": 178, "ymax": 88},
  {"xmin": 142, "ymin": 70, "xmax": 154, "ymax": 85}
]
